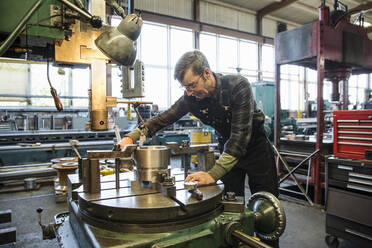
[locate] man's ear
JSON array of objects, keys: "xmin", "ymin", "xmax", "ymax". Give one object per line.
[{"xmin": 204, "ymin": 67, "xmax": 211, "ymax": 77}]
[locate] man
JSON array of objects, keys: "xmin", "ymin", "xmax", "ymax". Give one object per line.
[{"xmin": 120, "ymin": 50, "xmax": 278, "ymax": 198}]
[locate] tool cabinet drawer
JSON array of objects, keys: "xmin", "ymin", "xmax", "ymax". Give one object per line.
[
  {"xmin": 333, "ymin": 110, "xmax": 372, "ymax": 160},
  {"xmin": 326, "ymin": 187, "xmax": 372, "ymax": 227},
  {"xmin": 326, "ymin": 214, "xmax": 372, "ymax": 248}
]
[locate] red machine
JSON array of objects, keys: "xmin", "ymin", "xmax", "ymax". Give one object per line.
[
  {"xmin": 333, "ymin": 110, "xmax": 372, "ymax": 160},
  {"xmin": 275, "ymin": 1, "xmax": 372, "ymax": 204}
]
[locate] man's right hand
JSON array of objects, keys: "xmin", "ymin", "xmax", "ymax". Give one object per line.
[{"xmin": 120, "ymin": 137, "xmax": 134, "ymax": 150}]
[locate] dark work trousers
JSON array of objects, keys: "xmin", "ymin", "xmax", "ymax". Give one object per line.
[
  {"xmin": 220, "ymin": 132, "xmax": 279, "ymax": 197},
  {"xmin": 220, "ymin": 132, "xmax": 280, "ymax": 248}
]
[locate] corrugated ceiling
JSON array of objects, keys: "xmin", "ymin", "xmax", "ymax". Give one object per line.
[{"xmin": 217, "ymin": 0, "xmax": 372, "ymax": 25}]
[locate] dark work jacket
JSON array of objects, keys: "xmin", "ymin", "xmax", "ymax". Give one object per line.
[{"xmin": 142, "ymin": 73, "xmax": 265, "ymax": 159}]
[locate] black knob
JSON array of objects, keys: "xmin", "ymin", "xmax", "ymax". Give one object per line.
[{"xmin": 37, "ymin": 208, "xmax": 43, "ymax": 214}]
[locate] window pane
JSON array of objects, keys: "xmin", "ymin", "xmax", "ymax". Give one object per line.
[
  {"xmin": 218, "ymin": 36, "xmax": 238, "ymax": 73},
  {"xmin": 142, "ymin": 67, "xmax": 168, "ymax": 110},
  {"xmin": 306, "ymin": 68, "xmax": 317, "ymax": 82},
  {"xmin": 288, "ymin": 80, "xmax": 299, "ymax": 111},
  {"xmin": 349, "ymin": 75, "xmax": 357, "ymax": 87},
  {"xmin": 170, "ymin": 69, "xmax": 184, "ymax": 104},
  {"xmin": 200, "ymin": 33, "xmax": 217, "ymax": 71},
  {"xmin": 308, "ymin": 83, "xmax": 316, "ymax": 101},
  {"xmin": 349, "ymin": 87, "xmax": 357, "ymax": 105},
  {"xmin": 239, "ymin": 40, "xmax": 257, "ymax": 72},
  {"xmin": 170, "ymin": 28, "xmax": 193, "ymax": 66},
  {"xmin": 141, "ymin": 23, "xmax": 167, "ymax": 66},
  {"xmin": 72, "ymin": 67, "xmax": 89, "ymax": 107},
  {"xmin": 262, "ymin": 45, "xmax": 274, "ymax": 73},
  {"xmin": 281, "ymin": 80, "xmax": 289, "ymax": 110}
]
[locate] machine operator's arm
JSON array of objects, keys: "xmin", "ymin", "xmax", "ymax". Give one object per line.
[
  {"xmin": 119, "ymin": 96, "xmax": 189, "ymax": 149},
  {"xmin": 186, "ymin": 77, "xmax": 261, "ymax": 185}
]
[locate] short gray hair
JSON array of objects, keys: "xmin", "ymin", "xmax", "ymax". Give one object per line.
[{"xmin": 174, "ymin": 50, "xmax": 210, "ymax": 82}]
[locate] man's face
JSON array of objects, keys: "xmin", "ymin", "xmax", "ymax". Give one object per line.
[{"xmin": 181, "ymin": 68, "xmax": 210, "ymax": 99}]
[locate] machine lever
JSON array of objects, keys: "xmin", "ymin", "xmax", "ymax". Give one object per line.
[
  {"xmin": 36, "ymin": 208, "xmax": 56, "ymax": 240},
  {"xmin": 50, "ymin": 87, "xmax": 63, "ymax": 111},
  {"xmin": 47, "ymin": 60, "xmax": 63, "ymax": 111}
]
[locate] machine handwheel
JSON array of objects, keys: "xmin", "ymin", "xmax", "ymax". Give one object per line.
[{"xmin": 325, "ymin": 235, "xmax": 339, "ymax": 248}]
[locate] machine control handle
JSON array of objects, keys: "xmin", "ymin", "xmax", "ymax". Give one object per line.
[
  {"xmin": 36, "ymin": 207, "xmax": 56, "ymax": 240},
  {"xmin": 50, "ymin": 87, "xmax": 63, "ymax": 111},
  {"xmin": 190, "ymin": 189, "xmax": 203, "ymax": 200}
]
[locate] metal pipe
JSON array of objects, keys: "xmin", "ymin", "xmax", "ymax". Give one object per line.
[
  {"xmin": 0, "ymin": 0, "xmax": 43, "ymax": 56},
  {"xmin": 128, "ymin": 0, "xmax": 134, "ymax": 15},
  {"xmin": 231, "ymin": 230, "xmax": 273, "ymax": 248},
  {"xmin": 58, "ymin": 0, "xmax": 92, "ymax": 20}
]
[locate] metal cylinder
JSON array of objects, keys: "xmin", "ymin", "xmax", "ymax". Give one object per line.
[
  {"xmin": 134, "ymin": 146, "xmax": 170, "ymax": 182},
  {"xmin": 24, "ymin": 178, "xmax": 36, "ymax": 191},
  {"xmin": 91, "ymin": 109, "xmax": 108, "ymax": 130}
]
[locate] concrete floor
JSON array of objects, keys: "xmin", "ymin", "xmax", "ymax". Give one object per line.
[{"xmin": 0, "ymin": 182, "xmax": 362, "ymax": 248}]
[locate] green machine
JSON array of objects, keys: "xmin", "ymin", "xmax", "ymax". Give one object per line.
[
  {"xmin": 37, "ymin": 145, "xmax": 286, "ymax": 247},
  {"xmin": 251, "ymin": 81, "xmax": 275, "ymax": 119},
  {"xmin": 0, "ymin": 0, "xmax": 103, "ymax": 60}
]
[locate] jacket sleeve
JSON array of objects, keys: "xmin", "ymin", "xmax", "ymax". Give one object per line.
[
  {"xmin": 223, "ymin": 78, "xmax": 256, "ymax": 158},
  {"xmin": 143, "ymin": 96, "xmax": 189, "ymax": 136}
]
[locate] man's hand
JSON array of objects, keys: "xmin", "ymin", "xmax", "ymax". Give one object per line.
[
  {"xmin": 185, "ymin": 171, "xmax": 215, "ymax": 186},
  {"xmin": 119, "ymin": 137, "xmax": 134, "ymax": 150}
]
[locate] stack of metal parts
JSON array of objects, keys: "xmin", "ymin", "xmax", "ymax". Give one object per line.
[
  {"xmin": 36, "ymin": 144, "xmax": 286, "ymax": 247},
  {"xmin": 50, "ymin": 157, "xmax": 78, "ymax": 202}
]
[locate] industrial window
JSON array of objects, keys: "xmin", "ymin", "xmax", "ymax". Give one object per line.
[
  {"xmin": 280, "ymin": 65, "xmax": 303, "ymax": 112},
  {"xmin": 200, "ymin": 32, "xmax": 259, "ymax": 83},
  {"xmin": 169, "ymin": 27, "xmax": 194, "ymax": 104},
  {"xmin": 262, "ymin": 44, "xmax": 274, "ymax": 81},
  {"xmin": 349, "ymin": 74, "xmax": 369, "ymax": 108},
  {"xmin": 0, "ymin": 62, "xmax": 28, "ymax": 107}
]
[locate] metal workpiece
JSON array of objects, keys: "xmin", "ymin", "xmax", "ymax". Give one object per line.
[
  {"xmin": 134, "ymin": 146, "xmax": 170, "ymax": 169},
  {"xmin": 134, "ymin": 146, "xmax": 171, "ymax": 182}
]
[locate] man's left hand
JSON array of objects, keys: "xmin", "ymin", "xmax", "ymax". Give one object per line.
[{"xmin": 185, "ymin": 171, "xmax": 215, "ymax": 186}]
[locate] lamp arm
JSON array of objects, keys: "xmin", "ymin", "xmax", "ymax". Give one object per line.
[{"xmin": 105, "ymin": 0, "xmax": 126, "ymax": 18}]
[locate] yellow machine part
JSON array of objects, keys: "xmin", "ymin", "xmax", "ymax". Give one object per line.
[{"xmin": 190, "ymin": 131, "xmax": 212, "ymax": 164}]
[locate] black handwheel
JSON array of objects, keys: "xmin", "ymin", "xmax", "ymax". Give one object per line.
[{"xmin": 325, "ymin": 235, "xmax": 339, "ymax": 248}]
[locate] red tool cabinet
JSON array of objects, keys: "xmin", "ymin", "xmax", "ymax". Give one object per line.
[{"xmin": 333, "ymin": 110, "xmax": 372, "ymax": 160}]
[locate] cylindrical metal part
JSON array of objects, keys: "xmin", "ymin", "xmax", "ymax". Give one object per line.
[
  {"xmin": 24, "ymin": 178, "xmax": 36, "ymax": 191},
  {"xmin": 91, "ymin": 109, "xmax": 108, "ymax": 130},
  {"xmin": 134, "ymin": 146, "xmax": 170, "ymax": 169},
  {"xmin": 231, "ymin": 230, "xmax": 272, "ymax": 248},
  {"xmin": 134, "ymin": 146, "xmax": 170, "ymax": 182}
]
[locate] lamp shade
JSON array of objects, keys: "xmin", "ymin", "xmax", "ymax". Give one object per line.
[{"xmin": 95, "ymin": 13, "xmax": 142, "ymax": 66}]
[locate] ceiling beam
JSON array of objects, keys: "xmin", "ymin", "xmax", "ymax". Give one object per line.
[
  {"xmin": 256, "ymin": 0, "xmax": 299, "ymax": 35},
  {"xmin": 257, "ymin": 0, "xmax": 300, "ymax": 18},
  {"xmin": 348, "ymin": 2, "xmax": 372, "ymax": 16}
]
